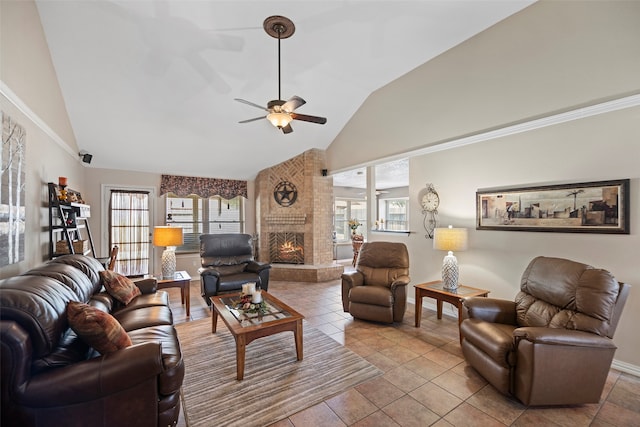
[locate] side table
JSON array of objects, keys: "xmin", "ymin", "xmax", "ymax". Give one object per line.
[
  {"xmin": 157, "ymin": 271, "xmax": 191, "ymax": 316},
  {"xmin": 414, "ymin": 281, "xmax": 489, "ymax": 344}
]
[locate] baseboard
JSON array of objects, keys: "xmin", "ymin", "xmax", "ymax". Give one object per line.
[
  {"xmin": 611, "ymin": 359, "xmax": 640, "ymax": 377},
  {"xmin": 408, "ymin": 297, "xmax": 640, "ymax": 378}
]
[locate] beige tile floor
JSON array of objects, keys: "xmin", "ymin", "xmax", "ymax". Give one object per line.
[{"xmin": 169, "ymin": 276, "xmax": 640, "ymax": 427}]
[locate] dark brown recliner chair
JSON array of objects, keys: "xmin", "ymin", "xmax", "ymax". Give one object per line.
[
  {"xmin": 342, "ymin": 242, "xmax": 410, "ymax": 323},
  {"xmin": 198, "ymin": 233, "xmax": 271, "ymax": 305},
  {"xmin": 460, "ymin": 256, "xmax": 630, "ymax": 406}
]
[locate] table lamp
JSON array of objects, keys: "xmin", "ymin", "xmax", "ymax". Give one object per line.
[
  {"xmin": 153, "ymin": 226, "xmax": 184, "ymax": 279},
  {"xmin": 433, "ymin": 225, "xmax": 468, "ymax": 290}
]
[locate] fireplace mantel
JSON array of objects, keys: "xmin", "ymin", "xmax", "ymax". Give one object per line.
[{"xmin": 265, "ymin": 214, "xmax": 307, "ymax": 224}]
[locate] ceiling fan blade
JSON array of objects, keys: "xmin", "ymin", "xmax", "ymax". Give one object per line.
[
  {"xmin": 239, "ymin": 116, "xmax": 266, "ymax": 123},
  {"xmin": 281, "ymin": 95, "xmax": 306, "ymax": 113},
  {"xmin": 291, "ymin": 113, "xmax": 327, "ymax": 125},
  {"xmin": 281, "ymin": 123, "xmax": 294, "ymax": 134},
  {"xmin": 234, "ymin": 98, "xmax": 268, "ymax": 111}
]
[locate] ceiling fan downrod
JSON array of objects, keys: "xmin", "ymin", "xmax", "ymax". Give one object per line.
[
  {"xmin": 276, "ymin": 24, "xmax": 283, "ymax": 101},
  {"xmin": 263, "ymin": 15, "xmax": 295, "ymax": 102}
]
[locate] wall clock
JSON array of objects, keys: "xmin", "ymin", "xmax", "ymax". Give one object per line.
[
  {"xmin": 273, "ymin": 181, "xmax": 298, "ymax": 207},
  {"xmin": 419, "ymin": 183, "xmax": 439, "ymax": 239}
]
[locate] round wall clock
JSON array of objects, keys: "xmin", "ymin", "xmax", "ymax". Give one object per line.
[
  {"xmin": 273, "ymin": 181, "xmax": 298, "ymax": 207},
  {"xmin": 418, "ymin": 183, "xmax": 439, "ymax": 239}
]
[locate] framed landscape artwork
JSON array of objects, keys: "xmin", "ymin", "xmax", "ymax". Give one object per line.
[{"xmin": 476, "ymin": 179, "xmax": 630, "ymax": 234}]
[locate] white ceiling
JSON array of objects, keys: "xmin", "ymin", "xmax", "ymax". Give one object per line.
[{"xmin": 35, "ymin": 0, "xmax": 533, "ymax": 181}]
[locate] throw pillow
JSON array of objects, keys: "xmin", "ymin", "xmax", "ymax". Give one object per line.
[
  {"xmin": 100, "ymin": 270, "xmax": 141, "ymax": 305},
  {"xmin": 67, "ymin": 301, "xmax": 132, "ymax": 354}
]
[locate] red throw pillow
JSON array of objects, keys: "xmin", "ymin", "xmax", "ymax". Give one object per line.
[
  {"xmin": 67, "ymin": 301, "xmax": 132, "ymax": 354},
  {"xmin": 100, "ymin": 270, "xmax": 141, "ymax": 305}
]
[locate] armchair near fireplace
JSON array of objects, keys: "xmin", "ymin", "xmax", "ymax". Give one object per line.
[
  {"xmin": 342, "ymin": 242, "xmax": 410, "ymax": 323},
  {"xmin": 198, "ymin": 234, "xmax": 271, "ymax": 305}
]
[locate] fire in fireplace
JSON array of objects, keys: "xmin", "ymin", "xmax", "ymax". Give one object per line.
[{"xmin": 269, "ymin": 232, "xmax": 304, "ymax": 264}]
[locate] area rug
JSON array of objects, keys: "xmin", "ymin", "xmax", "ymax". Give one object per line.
[{"xmin": 176, "ymin": 318, "xmax": 382, "ymax": 427}]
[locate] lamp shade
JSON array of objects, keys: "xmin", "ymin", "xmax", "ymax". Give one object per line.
[
  {"xmin": 433, "ymin": 226, "xmax": 468, "ymax": 252},
  {"xmin": 153, "ymin": 226, "xmax": 183, "ymax": 247}
]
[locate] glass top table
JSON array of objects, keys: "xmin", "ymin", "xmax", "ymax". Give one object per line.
[
  {"xmin": 219, "ymin": 294, "xmax": 294, "ymax": 327},
  {"xmin": 210, "ymin": 291, "xmax": 304, "ymax": 380}
]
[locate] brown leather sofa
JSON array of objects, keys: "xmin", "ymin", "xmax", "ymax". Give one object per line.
[
  {"xmin": 198, "ymin": 233, "xmax": 271, "ymax": 305},
  {"xmin": 342, "ymin": 241, "xmax": 410, "ymax": 323},
  {"xmin": 0, "ymin": 255, "xmax": 184, "ymax": 427},
  {"xmin": 460, "ymin": 256, "xmax": 630, "ymax": 406}
]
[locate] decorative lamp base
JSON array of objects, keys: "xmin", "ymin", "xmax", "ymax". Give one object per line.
[
  {"xmin": 441, "ymin": 251, "xmax": 459, "ymax": 290},
  {"xmin": 161, "ymin": 247, "xmax": 176, "ymax": 279}
]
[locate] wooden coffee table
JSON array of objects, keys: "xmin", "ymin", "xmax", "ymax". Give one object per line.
[{"xmin": 210, "ymin": 291, "xmax": 304, "ymax": 380}]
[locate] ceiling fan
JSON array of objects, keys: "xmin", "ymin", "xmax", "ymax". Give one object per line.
[{"xmin": 234, "ymin": 16, "xmax": 327, "ymax": 134}]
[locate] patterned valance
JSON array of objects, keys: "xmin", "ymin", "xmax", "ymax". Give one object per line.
[{"xmin": 160, "ymin": 174, "xmax": 247, "ymax": 199}]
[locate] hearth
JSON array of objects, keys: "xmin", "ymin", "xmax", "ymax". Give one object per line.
[{"xmin": 269, "ymin": 232, "xmax": 304, "ymax": 264}]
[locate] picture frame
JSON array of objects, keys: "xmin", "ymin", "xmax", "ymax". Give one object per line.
[{"xmin": 476, "ymin": 179, "xmax": 630, "ymax": 234}]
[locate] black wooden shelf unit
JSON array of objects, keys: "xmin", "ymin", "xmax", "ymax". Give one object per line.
[{"xmin": 47, "ymin": 182, "xmax": 96, "ymax": 259}]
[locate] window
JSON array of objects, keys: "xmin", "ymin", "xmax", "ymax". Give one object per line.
[
  {"xmin": 332, "ymin": 159, "xmax": 409, "ymax": 238},
  {"xmin": 374, "ymin": 159, "xmax": 409, "ymax": 232},
  {"xmin": 378, "ymin": 198, "xmax": 409, "ymax": 231},
  {"xmin": 109, "ymin": 191, "xmax": 150, "ymax": 276},
  {"xmin": 334, "ymin": 199, "xmax": 367, "ymax": 242},
  {"xmin": 166, "ymin": 195, "xmax": 244, "ymax": 252}
]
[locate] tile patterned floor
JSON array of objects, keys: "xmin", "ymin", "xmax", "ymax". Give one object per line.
[{"xmin": 168, "ymin": 276, "xmax": 640, "ymax": 427}]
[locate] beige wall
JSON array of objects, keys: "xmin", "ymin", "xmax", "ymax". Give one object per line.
[
  {"xmin": 326, "ymin": 1, "xmax": 640, "ymax": 370},
  {"xmin": 1, "ymin": 0, "xmax": 84, "ymax": 276},
  {"xmin": 407, "ymin": 108, "xmax": 639, "ymax": 368},
  {"xmin": 327, "ymin": 1, "xmax": 640, "ymax": 171},
  {"xmin": 1, "ymin": 0, "xmax": 77, "ymax": 148},
  {"xmin": 0, "ymin": 93, "xmax": 83, "ymax": 278}
]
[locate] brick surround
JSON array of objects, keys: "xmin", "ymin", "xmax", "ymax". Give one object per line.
[{"xmin": 255, "ymin": 149, "xmax": 343, "ymax": 282}]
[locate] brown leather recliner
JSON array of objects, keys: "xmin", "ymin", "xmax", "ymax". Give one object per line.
[
  {"xmin": 460, "ymin": 256, "xmax": 630, "ymax": 406},
  {"xmin": 342, "ymin": 242, "xmax": 410, "ymax": 323}
]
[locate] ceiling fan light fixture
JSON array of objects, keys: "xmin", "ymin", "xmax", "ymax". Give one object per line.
[
  {"xmin": 235, "ymin": 16, "xmax": 326, "ymax": 133},
  {"xmin": 267, "ymin": 111, "xmax": 292, "ymax": 128}
]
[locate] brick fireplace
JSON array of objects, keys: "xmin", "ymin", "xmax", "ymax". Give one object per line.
[{"xmin": 255, "ymin": 149, "xmax": 343, "ymax": 282}]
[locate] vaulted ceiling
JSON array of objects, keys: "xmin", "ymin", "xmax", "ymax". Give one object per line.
[{"xmin": 35, "ymin": 0, "xmax": 533, "ymax": 181}]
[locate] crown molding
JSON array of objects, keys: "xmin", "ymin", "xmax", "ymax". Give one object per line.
[
  {"xmin": 0, "ymin": 80, "xmax": 78, "ymax": 160},
  {"xmin": 412, "ymin": 93, "xmax": 640, "ymax": 157},
  {"xmin": 332, "ymin": 92, "xmax": 640, "ymax": 175}
]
